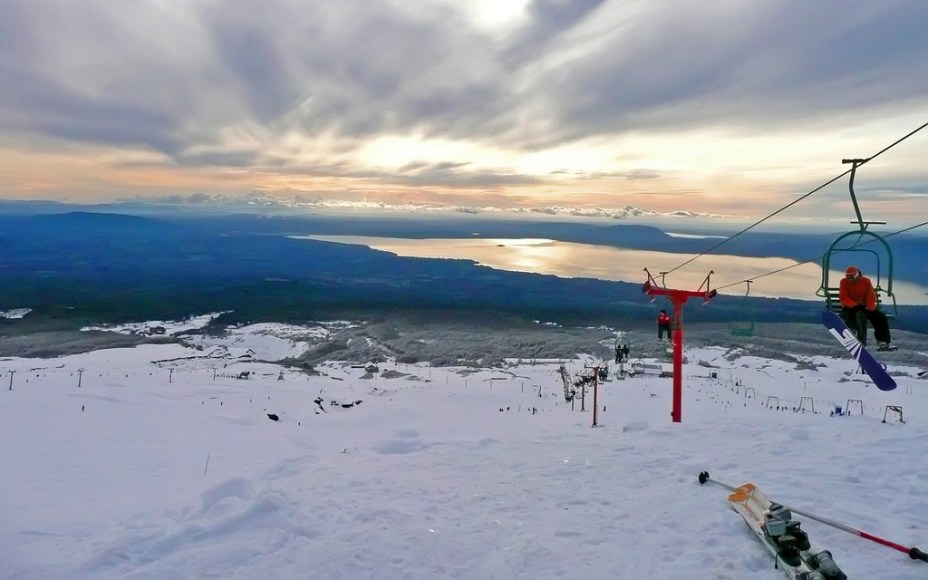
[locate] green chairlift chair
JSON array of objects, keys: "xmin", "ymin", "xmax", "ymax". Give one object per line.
[
  {"xmin": 728, "ymin": 280, "xmax": 755, "ymax": 337},
  {"xmin": 816, "ymin": 159, "xmax": 897, "ymax": 339}
]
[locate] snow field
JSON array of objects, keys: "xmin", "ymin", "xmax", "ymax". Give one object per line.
[{"xmin": 1, "ymin": 341, "xmax": 926, "ymax": 579}]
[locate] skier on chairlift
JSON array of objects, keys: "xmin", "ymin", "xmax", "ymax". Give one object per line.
[
  {"xmin": 839, "ymin": 266, "xmax": 896, "ymax": 351},
  {"xmin": 657, "ymin": 309, "xmax": 672, "ymax": 342}
]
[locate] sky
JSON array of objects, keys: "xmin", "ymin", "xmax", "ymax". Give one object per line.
[
  {"xmin": 2, "ymin": 317, "xmax": 927, "ymax": 578},
  {"xmin": 1, "ymin": 0, "xmax": 928, "ymax": 224}
]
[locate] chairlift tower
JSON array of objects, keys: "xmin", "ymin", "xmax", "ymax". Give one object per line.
[{"xmin": 642, "ymin": 268, "xmax": 717, "ymax": 423}]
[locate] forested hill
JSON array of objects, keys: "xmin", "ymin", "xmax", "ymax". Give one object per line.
[{"xmin": 1, "ymin": 211, "xmax": 925, "ymax": 332}]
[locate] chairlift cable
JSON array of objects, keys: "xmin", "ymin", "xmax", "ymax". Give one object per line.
[
  {"xmin": 712, "ymin": 220, "xmax": 928, "ymax": 292},
  {"xmin": 663, "ymin": 120, "xmax": 928, "ymax": 278}
]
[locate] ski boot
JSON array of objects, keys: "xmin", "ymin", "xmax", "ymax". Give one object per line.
[
  {"xmin": 784, "ymin": 520, "xmax": 810, "ymax": 551},
  {"xmin": 808, "ymin": 550, "xmax": 846, "ymax": 579},
  {"xmin": 763, "ymin": 511, "xmax": 802, "ymax": 567}
]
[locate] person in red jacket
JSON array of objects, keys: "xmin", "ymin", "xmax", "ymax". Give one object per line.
[
  {"xmin": 657, "ymin": 309, "xmax": 672, "ymax": 341},
  {"xmin": 839, "ymin": 266, "xmax": 895, "ymax": 350}
]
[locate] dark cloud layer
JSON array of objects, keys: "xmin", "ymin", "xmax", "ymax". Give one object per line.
[
  {"xmin": 1, "ymin": 0, "xmax": 926, "ymax": 174},
  {"xmin": 535, "ymin": 2, "xmax": 928, "ymax": 141}
]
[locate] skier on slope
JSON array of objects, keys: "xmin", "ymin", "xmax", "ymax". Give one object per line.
[{"xmin": 839, "ymin": 266, "xmax": 896, "ymax": 350}]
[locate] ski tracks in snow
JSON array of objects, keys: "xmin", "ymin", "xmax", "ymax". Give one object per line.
[{"xmin": 78, "ymin": 476, "xmax": 320, "ymax": 579}]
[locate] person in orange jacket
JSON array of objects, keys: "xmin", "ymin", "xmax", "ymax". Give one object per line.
[
  {"xmin": 839, "ymin": 266, "xmax": 895, "ymax": 350},
  {"xmin": 657, "ymin": 309, "xmax": 672, "ymax": 341}
]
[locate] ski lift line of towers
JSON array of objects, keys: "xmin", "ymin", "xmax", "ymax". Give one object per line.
[
  {"xmin": 0, "ymin": 356, "xmax": 614, "ymax": 426},
  {"xmin": 1, "ymin": 347, "xmax": 913, "ymax": 428},
  {"xmin": 0, "ymin": 354, "xmax": 587, "ymax": 390},
  {"xmin": 686, "ymin": 370, "xmax": 908, "ymax": 425},
  {"xmin": 0, "ymin": 366, "xmax": 281, "ymax": 389},
  {"xmin": 0, "ymin": 357, "xmax": 575, "ymax": 399},
  {"xmin": 554, "ymin": 360, "xmax": 916, "ymax": 422},
  {"xmin": 553, "ymin": 356, "xmax": 911, "ymax": 428}
]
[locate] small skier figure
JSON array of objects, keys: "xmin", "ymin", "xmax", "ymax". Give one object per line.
[
  {"xmin": 839, "ymin": 266, "xmax": 896, "ymax": 350},
  {"xmin": 615, "ymin": 341, "xmax": 623, "ymax": 363},
  {"xmin": 657, "ymin": 309, "xmax": 672, "ymax": 342}
]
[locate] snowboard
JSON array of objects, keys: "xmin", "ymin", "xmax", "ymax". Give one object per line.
[{"xmin": 821, "ymin": 311, "xmax": 897, "ymax": 391}]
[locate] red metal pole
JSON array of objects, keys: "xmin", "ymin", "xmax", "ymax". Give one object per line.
[{"xmin": 670, "ymin": 298, "xmax": 684, "ymax": 423}]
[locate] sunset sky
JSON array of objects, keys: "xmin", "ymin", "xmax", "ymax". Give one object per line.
[{"xmin": 1, "ymin": 0, "xmax": 927, "ymax": 223}]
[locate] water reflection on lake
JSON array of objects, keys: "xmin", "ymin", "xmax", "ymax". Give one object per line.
[{"xmin": 301, "ymin": 236, "xmax": 928, "ymax": 304}]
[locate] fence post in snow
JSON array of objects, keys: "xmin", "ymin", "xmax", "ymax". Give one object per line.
[{"xmin": 77, "ymin": 368, "xmax": 83, "ymax": 388}]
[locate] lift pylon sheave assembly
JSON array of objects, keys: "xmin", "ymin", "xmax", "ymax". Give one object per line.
[
  {"xmin": 817, "ymin": 158, "xmax": 897, "ymax": 317},
  {"xmin": 642, "ymin": 268, "xmax": 718, "ymax": 423}
]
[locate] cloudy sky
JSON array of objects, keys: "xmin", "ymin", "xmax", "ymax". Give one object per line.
[{"xmin": 1, "ymin": 0, "xmax": 927, "ymax": 222}]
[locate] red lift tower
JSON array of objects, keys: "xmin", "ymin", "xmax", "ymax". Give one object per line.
[{"xmin": 642, "ymin": 268, "xmax": 717, "ymax": 423}]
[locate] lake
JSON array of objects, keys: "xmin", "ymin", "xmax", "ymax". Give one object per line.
[{"xmin": 300, "ymin": 235, "xmax": 928, "ymax": 305}]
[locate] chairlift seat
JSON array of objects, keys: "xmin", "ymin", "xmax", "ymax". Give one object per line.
[
  {"xmin": 822, "ymin": 286, "xmax": 893, "ymax": 318},
  {"xmin": 729, "ymin": 325, "xmax": 755, "ymax": 337},
  {"xmin": 728, "ymin": 281, "xmax": 756, "ymax": 337}
]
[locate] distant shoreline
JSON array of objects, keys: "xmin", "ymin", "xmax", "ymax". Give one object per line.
[{"xmin": 300, "ymin": 234, "xmax": 928, "ymax": 305}]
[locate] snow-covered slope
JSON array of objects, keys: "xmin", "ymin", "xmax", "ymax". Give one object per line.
[{"xmin": 1, "ymin": 333, "xmax": 926, "ymax": 579}]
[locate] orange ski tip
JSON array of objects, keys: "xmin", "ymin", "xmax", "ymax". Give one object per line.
[
  {"xmin": 728, "ymin": 491, "xmax": 748, "ymax": 502},
  {"xmin": 734, "ymin": 483, "xmax": 756, "ymax": 494}
]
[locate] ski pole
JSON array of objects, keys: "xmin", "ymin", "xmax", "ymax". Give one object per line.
[{"xmin": 698, "ymin": 471, "xmax": 927, "ymax": 563}]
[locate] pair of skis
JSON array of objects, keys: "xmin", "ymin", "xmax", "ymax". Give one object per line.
[
  {"xmin": 699, "ymin": 471, "xmax": 927, "ymax": 579},
  {"xmin": 727, "ymin": 482, "xmax": 846, "ymax": 579}
]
